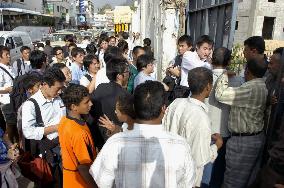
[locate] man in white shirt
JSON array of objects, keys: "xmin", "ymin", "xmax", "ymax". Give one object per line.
[
  {"xmin": 0, "ymin": 46, "xmax": 17, "ymax": 143},
  {"xmin": 90, "ymin": 81, "xmax": 195, "ymax": 188},
  {"xmin": 163, "ymin": 67, "xmax": 223, "ymax": 187},
  {"xmin": 12, "ymin": 46, "xmax": 31, "ymax": 77},
  {"xmin": 22, "ymin": 68, "xmax": 66, "ymax": 183},
  {"xmin": 180, "ymin": 35, "xmax": 213, "ymax": 87}
]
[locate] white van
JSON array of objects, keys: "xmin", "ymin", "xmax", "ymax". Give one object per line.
[{"xmin": 0, "ymin": 31, "xmax": 33, "ymax": 63}]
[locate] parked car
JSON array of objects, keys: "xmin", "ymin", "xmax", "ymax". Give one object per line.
[{"xmin": 0, "ymin": 31, "xmax": 33, "ymax": 63}]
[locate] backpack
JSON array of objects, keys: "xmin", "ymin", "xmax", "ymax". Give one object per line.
[
  {"xmin": 10, "ymin": 74, "xmax": 28, "ymax": 114},
  {"xmin": 16, "ymin": 59, "xmax": 22, "ymax": 76},
  {"xmin": 84, "ymin": 74, "xmax": 92, "ymax": 82}
]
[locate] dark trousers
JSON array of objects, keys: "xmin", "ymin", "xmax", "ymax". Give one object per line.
[
  {"xmin": 209, "ymin": 137, "xmax": 228, "ymax": 188},
  {"xmin": 248, "ymin": 164, "xmax": 284, "ymax": 188}
]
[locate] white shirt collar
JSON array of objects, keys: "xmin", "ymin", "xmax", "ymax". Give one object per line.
[
  {"xmin": 212, "ymin": 68, "xmax": 226, "ymax": 73},
  {"xmin": 0, "ymin": 63, "xmax": 11, "ymax": 69},
  {"xmin": 35, "ymin": 89, "xmax": 57, "ymax": 106},
  {"xmin": 188, "ymin": 97, "xmax": 208, "ymax": 113},
  {"xmin": 133, "ymin": 123, "xmax": 163, "ymax": 133}
]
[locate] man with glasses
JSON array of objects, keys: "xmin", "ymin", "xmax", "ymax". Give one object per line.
[
  {"xmin": 89, "ymin": 57, "xmax": 130, "ymax": 149},
  {"xmin": 50, "ymin": 47, "xmax": 66, "ymax": 67}
]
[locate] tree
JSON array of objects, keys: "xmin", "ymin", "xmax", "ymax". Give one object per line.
[{"xmin": 97, "ymin": 4, "xmax": 113, "ymax": 14}]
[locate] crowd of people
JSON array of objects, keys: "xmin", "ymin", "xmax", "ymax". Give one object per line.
[{"xmin": 0, "ymin": 31, "xmax": 283, "ymax": 188}]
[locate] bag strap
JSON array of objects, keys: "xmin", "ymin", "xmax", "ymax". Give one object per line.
[
  {"xmin": 16, "ymin": 59, "xmax": 22, "ymax": 76},
  {"xmin": 84, "ymin": 74, "xmax": 92, "ymax": 82},
  {"xmin": 0, "ymin": 66, "xmax": 14, "ymax": 80},
  {"xmin": 27, "ymin": 98, "xmax": 44, "ymax": 127}
]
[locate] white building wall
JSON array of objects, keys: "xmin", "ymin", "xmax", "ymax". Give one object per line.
[{"xmin": 22, "ymin": 0, "xmax": 43, "ymax": 12}]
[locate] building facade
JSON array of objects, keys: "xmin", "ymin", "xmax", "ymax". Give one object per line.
[{"xmin": 234, "ymin": 0, "xmax": 284, "ymax": 44}]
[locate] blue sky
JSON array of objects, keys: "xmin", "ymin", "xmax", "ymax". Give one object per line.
[{"xmin": 93, "ymin": 0, "xmax": 127, "ymax": 8}]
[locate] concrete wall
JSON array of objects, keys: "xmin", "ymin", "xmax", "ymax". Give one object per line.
[{"xmin": 234, "ymin": 0, "xmax": 284, "ymax": 45}]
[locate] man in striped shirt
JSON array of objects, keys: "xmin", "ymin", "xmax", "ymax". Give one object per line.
[{"xmin": 215, "ymin": 58, "xmax": 268, "ymax": 188}]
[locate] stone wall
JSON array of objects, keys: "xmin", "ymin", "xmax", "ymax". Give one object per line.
[{"xmin": 234, "ymin": 0, "xmax": 284, "ymax": 44}]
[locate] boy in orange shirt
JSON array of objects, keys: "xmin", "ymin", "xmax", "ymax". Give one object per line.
[{"xmin": 59, "ymin": 84, "xmax": 97, "ymax": 188}]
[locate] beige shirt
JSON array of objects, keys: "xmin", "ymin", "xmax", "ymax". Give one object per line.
[
  {"xmin": 163, "ymin": 97, "xmax": 218, "ymax": 186},
  {"xmin": 215, "ymin": 73, "xmax": 268, "ymax": 133}
]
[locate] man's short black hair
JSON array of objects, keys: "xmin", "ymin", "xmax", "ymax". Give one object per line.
[
  {"xmin": 64, "ymin": 35, "xmax": 74, "ymax": 42},
  {"xmin": 71, "ymin": 47, "xmax": 85, "ymax": 58},
  {"xmin": 86, "ymin": 43, "xmax": 97, "ymax": 55},
  {"xmin": 178, "ymin": 35, "xmax": 193, "ymax": 47},
  {"xmin": 23, "ymin": 73, "xmax": 42, "ymax": 91},
  {"xmin": 52, "ymin": 62, "xmax": 66, "ymax": 70},
  {"xmin": 83, "ymin": 54, "xmax": 99, "ymax": 71},
  {"xmin": 45, "ymin": 40, "xmax": 51, "ymax": 46},
  {"xmin": 43, "ymin": 67, "xmax": 66, "ymax": 87},
  {"xmin": 212, "ymin": 47, "xmax": 231, "ymax": 67},
  {"xmin": 143, "ymin": 38, "xmax": 151, "ymax": 46},
  {"xmin": 247, "ymin": 58, "xmax": 267, "ymax": 78},
  {"xmin": 30, "ymin": 50, "xmax": 47, "ymax": 69},
  {"xmin": 106, "ymin": 58, "xmax": 129, "ymax": 81},
  {"xmin": 104, "ymin": 46, "xmax": 123, "ymax": 63},
  {"xmin": 273, "ymin": 47, "xmax": 284, "ymax": 56},
  {"xmin": 109, "ymin": 36, "xmax": 116, "ymax": 41},
  {"xmin": 134, "ymin": 81, "xmax": 165, "ymax": 120},
  {"xmin": 53, "ymin": 46, "xmax": 63, "ymax": 55},
  {"xmin": 116, "ymin": 92, "xmax": 136, "ymax": 119},
  {"xmin": 117, "ymin": 40, "xmax": 129, "ymax": 53},
  {"xmin": 188, "ymin": 67, "xmax": 213, "ymax": 95},
  {"xmin": 136, "ymin": 54, "xmax": 154, "ymax": 72},
  {"xmin": 244, "ymin": 36, "xmax": 265, "ymax": 54},
  {"xmin": 0, "ymin": 45, "xmax": 10, "ymax": 57},
  {"xmin": 122, "ymin": 32, "xmax": 129, "ymax": 40},
  {"xmin": 62, "ymin": 84, "xmax": 89, "ymax": 110},
  {"xmin": 20, "ymin": 46, "xmax": 31, "ymax": 53},
  {"xmin": 98, "ymin": 36, "xmax": 109, "ymax": 46},
  {"xmin": 132, "ymin": 46, "xmax": 144, "ymax": 56},
  {"xmin": 196, "ymin": 35, "xmax": 214, "ymax": 48}
]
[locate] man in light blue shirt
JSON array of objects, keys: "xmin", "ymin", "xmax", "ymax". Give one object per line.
[
  {"xmin": 134, "ymin": 54, "xmax": 155, "ymax": 89},
  {"xmin": 69, "ymin": 47, "xmax": 86, "ymax": 84}
]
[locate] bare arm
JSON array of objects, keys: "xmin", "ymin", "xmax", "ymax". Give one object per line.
[
  {"xmin": 43, "ymin": 124, "xmax": 58, "ymax": 136},
  {"xmin": 78, "ymin": 164, "xmax": 98, "ymax": 188},
  {"xmin": 87, "ymin": 77, "xmax": 97, "ymax": 94}
]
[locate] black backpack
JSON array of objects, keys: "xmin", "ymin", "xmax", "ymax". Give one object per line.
[
  {"xmin": 84, "ymin": 74, "xmax": 92, "ymax": 82},
  {"xmin": 10, "ymin": 74, "xmax": 29, "ymax": 114}
]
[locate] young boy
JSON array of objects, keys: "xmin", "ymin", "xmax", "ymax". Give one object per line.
[{"xmin": 59, "ymin": 84, "xmax": 97, "ymax": 188}]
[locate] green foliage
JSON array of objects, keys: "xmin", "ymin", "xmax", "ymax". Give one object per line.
[
  {"xmin": 97, "ymin": 4, "xmax": 113, "ymax": 14},
  {"xmin": 229, "ymin": 44, "xmax": 246, "ymax": 74}
]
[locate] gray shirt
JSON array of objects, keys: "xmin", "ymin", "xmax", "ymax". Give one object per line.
[{"xmin": 205, "ymin": 69, "xmax": 243, "ymax": 137}]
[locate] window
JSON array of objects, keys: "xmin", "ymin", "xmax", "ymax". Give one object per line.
[
  {"xmin": 235, "ymin": 21, "xmax": 239, "ymax": 30},
  {"xmin": 57, "ymin": 6, "xmax": 60, "ymax": 12},
  {"xmin": 268, "ymin": 0, "xmax": 275, "ymax": 2},
  {"xmin": 5, "ymin": 37, "xmax": 15, "ymax": 49},
  {"xmin": 262, "ymin": 16, "xmax": 275, "ymax": 39},
  {"xmin": 20, "ymin": 0, "xmax": 24, "ymax": 2},
  {"xmin": 13, "ymin": 37, "xmax": 23, "ymax": 47},
  {"xmin": 0, "ymin": 37, "xmax": 4, "ymax": 46},
  {"xmin": 66, "ymin": 9, "xmax": 68, "ymax": 13}
]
